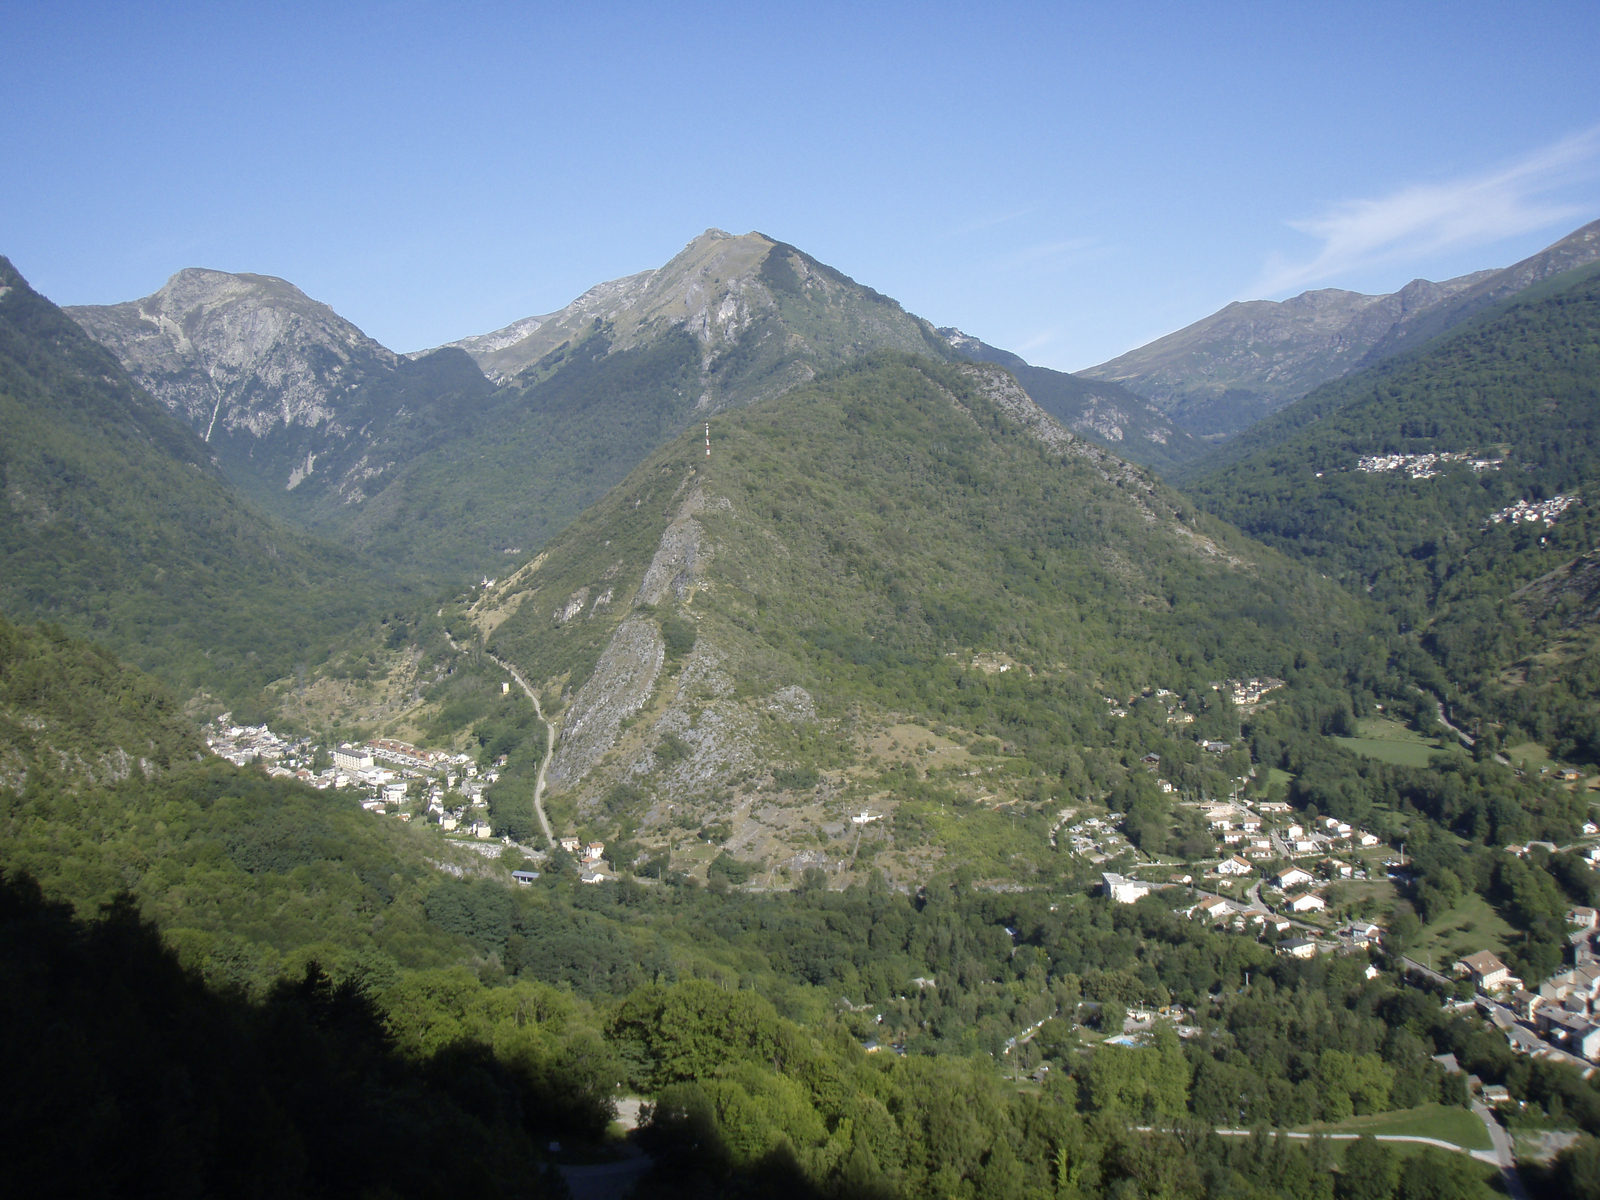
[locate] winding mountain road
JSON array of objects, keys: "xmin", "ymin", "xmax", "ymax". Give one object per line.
[{"xmin": 486, "ymin": 651, "xmax": 556, "ymax": 845}]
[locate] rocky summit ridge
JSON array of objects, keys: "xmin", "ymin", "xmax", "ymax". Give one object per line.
[
  {"xmin": 67, "ymin": 268, "xmax": 400, "ymax": 444},
  {"xmin": 433, "ymin": 229, "xmax": 951, "ymax": 408}
]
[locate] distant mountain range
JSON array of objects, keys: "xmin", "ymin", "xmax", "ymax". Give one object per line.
[
  {"xmin": 65, "ymin": 230, "xmax": 1212, "ymax": 579},
  {"xmin": 1081, "ymin": 218, "xmax": 1600, "ymax": 438}
]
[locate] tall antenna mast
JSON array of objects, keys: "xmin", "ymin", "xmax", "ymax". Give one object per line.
[{"xmin": 705, "ymin": 422, "xmax": 710, "ymax": 457}]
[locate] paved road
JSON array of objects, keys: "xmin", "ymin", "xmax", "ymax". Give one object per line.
[
  {"xmin": 1418, "ymin": 689, "xmax": 1475, "ymax": 749},
  {"xmin": 488, "ymin": 651, "xmax": 556, "ymax": 844},
  {"xmin": 1135, "ymin": 1127, "xmax": 1497, "ymax": 1163},
  {"xmin": 1469, "ymin": 1100, "xmax": 1529, "ymax": 1200},
  {"xmin": 1400, "ymin": 957, "xmax": 1455, "ymax": 990}
]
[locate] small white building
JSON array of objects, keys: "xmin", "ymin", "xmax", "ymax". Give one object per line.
[
  {"xmin": 1287, "ymin": 892, "xmax": 1326, "ymax": 913},
  {"xmin": 1194, "ymin": 895, "xmax": 1232, "ymax": 921},
  {"xmin": 1103, "ymin": 873, "xmax": 1151, "ymax": 904},
  {"xmin": 1216, "ymin": 855, "xmax": 1252, "ymax": 876},
  {"xmin": 1276, "ymin": 867, "xmax": 1315, "ymax": 890}
]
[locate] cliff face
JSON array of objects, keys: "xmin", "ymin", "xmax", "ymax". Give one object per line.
[
  {"xmin": 67, "ymin": 270, "xmax": 495, "ymax": 578},
  {"xmin": 68, "ymin": 268, "xmax": 400, "ymax": 443}
]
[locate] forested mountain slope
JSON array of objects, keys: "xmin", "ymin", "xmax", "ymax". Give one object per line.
[
  {"xmin": 1081, "ymin": 218, "xmax": 1600, "ymax": 439},
  {"xmin": 468, "ymin": 351, "xmax": 1365, "ymax": 876},
  {"xmin": 71, "ymin": 230, "xmax": 1224, "ymax": 580},
  {"xmin": 938, "ymin": 326, "xmax": 1209, "ymax": 474},
  {"xmin": 0, "ymin": 258, "xmax": 400, "ymax": 709},
  {"xmin": 1187, "ymin": 262, "xmax": 1600, "ymax": 760}
]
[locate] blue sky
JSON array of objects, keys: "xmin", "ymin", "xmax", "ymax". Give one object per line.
[{"xmin": 5, "ymin": 1, "xmax": 1598, "ymax": 371}]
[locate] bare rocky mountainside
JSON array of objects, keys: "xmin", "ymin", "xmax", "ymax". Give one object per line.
[
  {"xmin": 66, "ymin": 270, "xmax": 495, "ymax": 555},
  {"xmin": 466, "ymin": 351, "xmax": 1357, "ymax": 885},
  {"xmin": 1081, "ymin": 217, "xmax": 1600, "ymax": 439}
]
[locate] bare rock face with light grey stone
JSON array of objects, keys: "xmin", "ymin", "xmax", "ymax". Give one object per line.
[{"xmin": 68, "ymin": 268, "xmax": 399, "ymax": 446}]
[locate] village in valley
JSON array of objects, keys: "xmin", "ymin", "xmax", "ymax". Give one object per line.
[
  {"xmin": 209, "ymin": 667, "xmax": 1600, "ymax": 1073},
  {"xmin": 1071, "ymin": 702, "xmax": 1600, "ymax": 1077},
  {"xmin": 206, "ymin": 717, "xmax": 571, "ymax": 871}
]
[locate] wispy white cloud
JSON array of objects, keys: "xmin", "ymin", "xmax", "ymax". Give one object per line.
[
  {"xmin": 942, "ymin": 206, "xmax": 1037, "ymax": 238},
  {"xmin": 1008, "ymin": 236, "xmax": 1099, "ymax": 265},
  {"xmin": 1252, "ymin": 129, "xmax": 1600, "ymax": 296},
  {"xmin": 1014, "ymin": 329, "xmax": 1060, "ymax": 354}
]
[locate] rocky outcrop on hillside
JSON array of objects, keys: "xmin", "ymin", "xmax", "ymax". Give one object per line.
[
  {"xmin": 546, "ymin": 617, "xmax": 665, "ymax": 788},
  {"xmin": 1513, "ymin": 544, "xmax": 1600, "ymax": 630}
]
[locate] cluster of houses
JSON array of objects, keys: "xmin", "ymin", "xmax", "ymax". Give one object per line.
[
  {"xmin": 1450, "ymin": 909, "xmax": 1600, "ymax": 1066},
  {"xmin": 1486, "ymin": 494, "xmax": 1576, "ymax": 528},
  {"xmin": 1062, "ymin": 815, "xmax": 1133, "ymax": 863},
  {"xmin": 327, "ymin": 741, "xmax": 500, "ymax": 837},
  {"xmin": 1355, "ymin": 451, "xmax": 1499, "ymax": 479},
  {"xmin": 1197, "ymin": 802, "xmax": 1381, "ymax": 866},
  {"xmin": 557, "ymin": 837, "xmax": 611, "ymax": 883},
  {"xmin": 1218, "ymin": 677, "xmax": 1286, "ymax": 709},
  {"xmin": 207, "ymin": 720, "xmax": 306, "ymax": 771}
]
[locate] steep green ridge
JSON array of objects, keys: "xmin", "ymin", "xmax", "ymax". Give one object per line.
[
  {"xmin": 1186, "ymin": 263, "xmax": 1600, "ymax": 758},
  {"xmin": 298, "ymin": 234, "xmax": 964, "ymax": 579},
  {"xmin": 208, "ymin": 345, "xmax": 498, "ymax": 547},
  {"xmin": 0, "ymin": 256, "xmax": 402, "ymax": 709},
  {"xmin": 1352, "ymin": 216, "xmax": 1600, "ymax": 369},
  {"xmin": 475, "ymin": 352, "xmax": 1363, "ymax": 869},
  {"xmin": 318, "ymin": 325, "xmax": 707, "ymax": 580},
  {"xmin": 939, "ymin": 326, "xmax": 1209, "ymax": 474}
]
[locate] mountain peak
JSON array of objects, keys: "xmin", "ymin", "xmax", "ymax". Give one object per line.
[{"xmin": 430, "ymin": 229, "xmax": 938, "ymax": 390}]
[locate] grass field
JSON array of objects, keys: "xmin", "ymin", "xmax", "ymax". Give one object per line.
[
  {"xmin": 1332, "ymin": 737, "xmax": 1445, "ymax": 768},
  {"xmin": 1296, "ymin": 1103, "xmax": 1492, "ymax": 1151},
  {"xmin": 1329, "ymin": 718, "xmax": 1447, "ymax": 769},
  {"xmin": 1358, "ymin": 717, "xmax": 1437, "ymax": 744},
  {"xmin": 1504, "ymin": 741, "xmax": 1552, "ymax": 771},
  {"xmin": 1410, "ymin": 892, "xmax": 1518, "ymax": 967}
]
